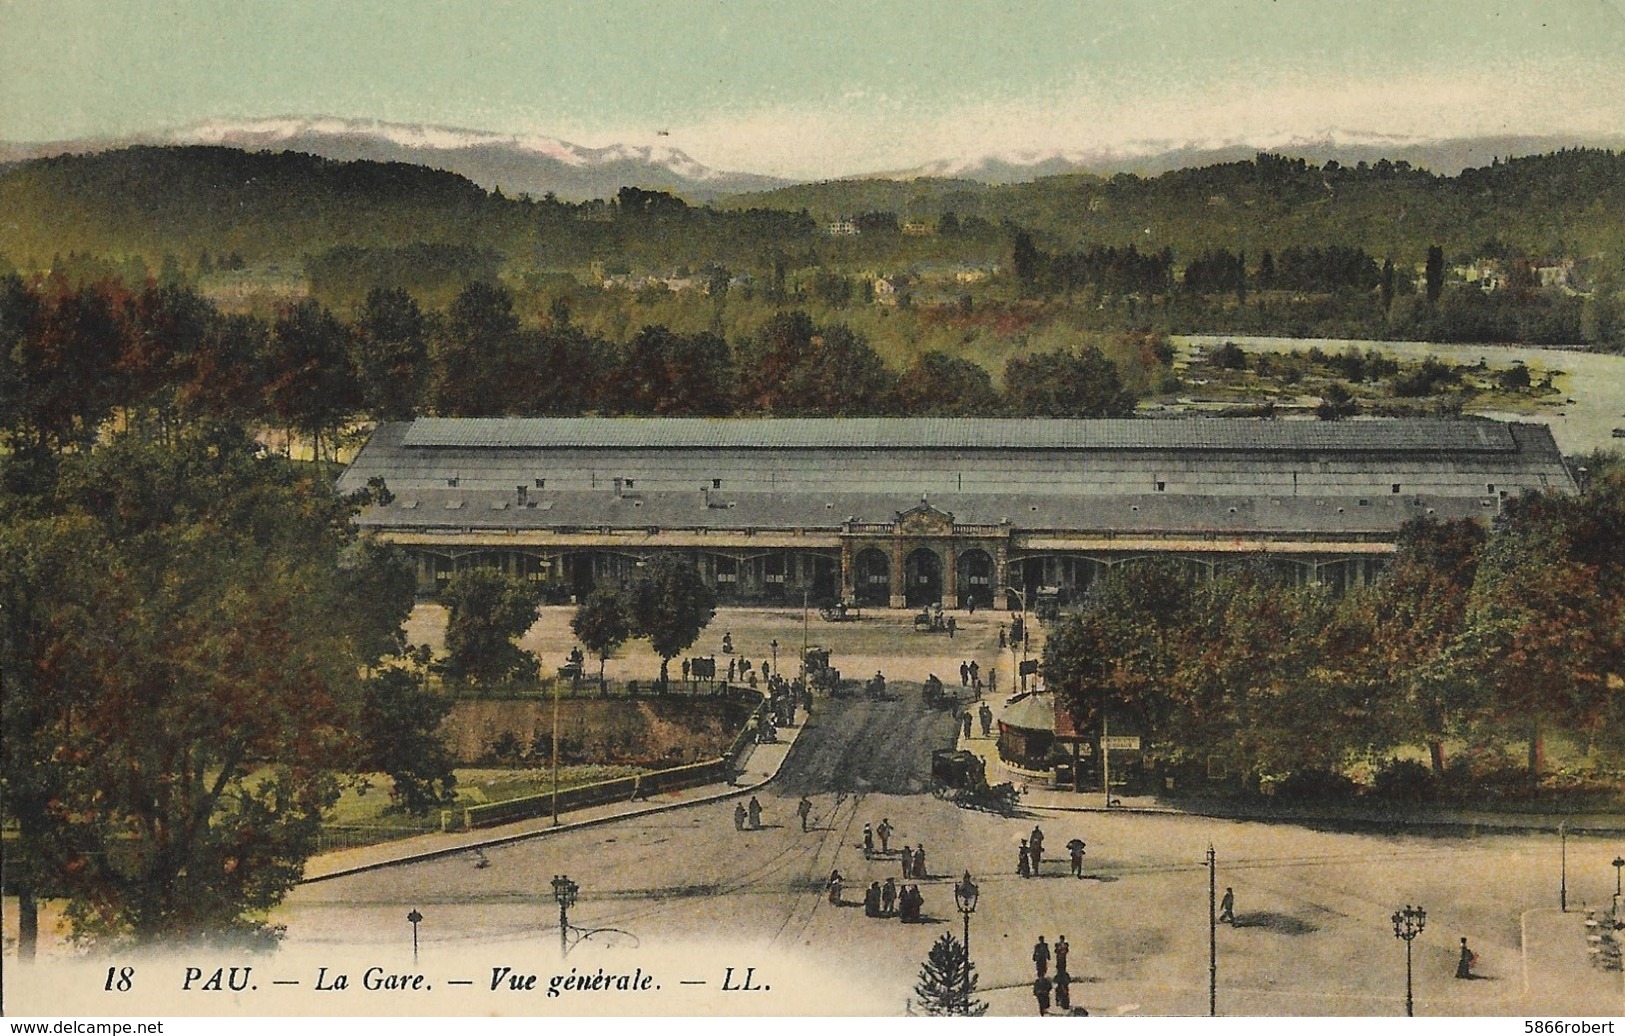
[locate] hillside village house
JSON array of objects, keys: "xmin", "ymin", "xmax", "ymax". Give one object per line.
[{"xmin": 337, "ymin": 417, "xmax": 1574, "ymax": 606}]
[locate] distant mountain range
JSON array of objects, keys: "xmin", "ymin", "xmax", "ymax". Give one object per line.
[{"xmin": 2, "ymin": 116, "xmax": 1622, "ymax": 203}]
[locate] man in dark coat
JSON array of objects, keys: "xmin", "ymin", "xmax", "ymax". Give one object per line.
[
  {"xmin": 1032, "ymin": 975, "xmax": 1052, "ymax": 1016},
  {"xmin": 1054, "ymin": 935, "xmax": 1070, "ymax": 975},
  {"xmin": 979, "ymin": 702, "xmax": 993, "ymax": 737},
  {"xmin": 1029, "ymin": 825, "xmax": 1045, "ymax": 871},
  {"xmin": 960, "ymin": 661, "xmax": 970, "ymax": 686},
  {"xmin": 881, "ymin": 877, "xmax": 897, "ymax": 915},
  {"xmin": 864, "ymin": 882, "xmax": 882, "ymax": 917},
  {"xmin": 1032, "ymin": 935, "xmax": 1051, "ymax": 977},
  {"xmin": 797, "ymin": 796, "xmax": 812, "ymax": 832},
  {"xmin": 747, "ymin": 796, "xmax": 762, "ymax": 830}
]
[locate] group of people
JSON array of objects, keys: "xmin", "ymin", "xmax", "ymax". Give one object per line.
[
  {"xmin": 957, "ymin": 660, "xmax": 984, "ymax": 692},
  {"xmin": 1030, "ymin": 935, "xmax": 1080, "ymax": 1015},
  {"xmin": 732, "ymin": 795, "xmax": 764, "ymax": 831},
  {"xmin": 1017, "ymin": 825, "xmax": 1089, "ymax": 878},
  {"xmin": 953, "ymin": 701, "xmax": 994, "ymax": 740},
  {"xmin": 857, "ymin": 877, "xmax": 926, "ymax": 921}
]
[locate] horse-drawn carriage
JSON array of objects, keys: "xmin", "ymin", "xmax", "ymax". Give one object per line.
[
  {"xmin": 930, "ymin": 748, "xmax": 1020, "ymax": 814},
  {"xmin": 819, "ymin": 599, "xmax": 861, "ymax": 622},
  {"xmin": 805, "ymin": 647, "xmax": 852, "ymax": 696}
]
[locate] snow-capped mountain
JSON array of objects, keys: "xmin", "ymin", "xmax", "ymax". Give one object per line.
[
  {"xmin": 4, "ymin": 117, "xmax": 1620, "ymax": 200},
  {"xmin": 0, "ymin": 117, "xmax": 793, "ymax": 202}
]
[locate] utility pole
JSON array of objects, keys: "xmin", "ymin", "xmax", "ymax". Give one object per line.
[
  {"xmin": 1559, "ymin": 821, "xmax": 1567, "ymax": 912},
  {"xmin": 1207, "ymin": 844, "xmax": 1217, "ymax": 1017},
  {"xmin": 551, "ymin": 672, "xmax": 562, "ymax": 826}
]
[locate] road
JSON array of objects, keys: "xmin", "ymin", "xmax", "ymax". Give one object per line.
[{"xmin": 275, "ymin": 680, "xmax": 1625, "ymax": 1017}]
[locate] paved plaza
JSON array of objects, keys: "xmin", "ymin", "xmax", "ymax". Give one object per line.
[{"xmin": 273, "ymin": 607, "xmax": 1625, "ymax": 1017}]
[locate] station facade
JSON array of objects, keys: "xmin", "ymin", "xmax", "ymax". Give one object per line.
[{"xmin": 336, "ymin": 416, "xmax": 1576, "ymax": 607}]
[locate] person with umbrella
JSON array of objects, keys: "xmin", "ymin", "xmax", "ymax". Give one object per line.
[{"xmin": 1067, "ymin": 838, "xmax": 1087, "ymax": 879}]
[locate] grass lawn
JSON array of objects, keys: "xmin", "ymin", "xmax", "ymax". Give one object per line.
[{"xmin": 317, "ymin": 764, "xmax": 647, "ymax": 849}]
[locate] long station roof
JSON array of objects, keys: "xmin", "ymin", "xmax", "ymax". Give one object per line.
[{"xmin": 400, "ymin": 416, "xmax": 1525, "ymax": 453}]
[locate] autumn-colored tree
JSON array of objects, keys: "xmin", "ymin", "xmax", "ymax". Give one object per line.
[{"xmin": 1, "ymin": 434, "xmax": 430, "ymax": 948}]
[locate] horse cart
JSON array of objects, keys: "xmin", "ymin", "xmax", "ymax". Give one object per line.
[{"xmin": 930, "ymin": 748, "xmax": 1020, "ymax": 813}]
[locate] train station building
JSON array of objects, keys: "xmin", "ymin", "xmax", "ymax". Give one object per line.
[{"xmin": 336, "ymin": 416, "xmax": 1575, "ymax": 606}]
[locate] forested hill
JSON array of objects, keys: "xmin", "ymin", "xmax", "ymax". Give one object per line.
[
  {"xmin": 3, "ymin": 144, "xmax": 1624, "ymax": 275},
  {"xmin": 0, "ymin": 146, "xmax": 519, "ymax": 265},
  {"xmin": 723, "ymin": 149, "xmax": 1625, "ymax": 260}
]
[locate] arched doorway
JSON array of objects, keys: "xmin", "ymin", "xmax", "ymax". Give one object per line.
[
  {"xmin": 904, "ymin": 547, "xmax": 943, "ymax": 608},
  {"xmin": 956, "ymin": 548, "xmax": 994, "ymax": 609},
  {"xmin": 854, "ymin": 548, "xmax": 891, "ymax": 606},
  {"xmin": 806, "ymin": 554, "xmax": 838, "ymax": 604}
]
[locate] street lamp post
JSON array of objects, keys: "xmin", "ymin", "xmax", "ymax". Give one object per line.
[
  {"xmin": 1392, "ymin": 904, "xmax": 1427, "ymax": 1017},
  {"xmin": 953, "ymin": 871, "xmax": 979, "ymax": 1015},
  {"xmin": 406, "ymin": 909, "xmax": 422, "ymax": 966},
  {"xmin": 1613, "ymin": 855, "xmax": 1624, "ymax": 898},
  {"xmin": 552, "ymin": 874, "xmax": 579, "ymax": 958},
  {"xmin": 770, "ymin": 639, "xmax": 778, "ymax": 680},
  {"xmin": 1207, "ymin": 845, "xmax": 1217, "ymax": 1017}
]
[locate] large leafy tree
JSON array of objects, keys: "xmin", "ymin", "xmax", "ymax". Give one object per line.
[
  {"xmin": 0, "ymin": 433, "xmax": 428, "ymax": 948},
  {"xmin": 604, "ymin": 324, "xmax": 734, "ymax": 416},
  {"xmin": 895, "ymin": 351, "xmax": 1000, "ymax": 416},
  {"xmin": 1002, "ymin": 344, "xmax": 1136, "ymax": 417},
  {"xmin": 438, "ymin": 569, "xmax": 543, "ymax": 686},
  {"xmin": 1358, "ymin": 516, "xmax": 1487, "ymax": 773},
  {"xmin": 623, "ymin": 557, "xmax": 716, "ymax": 690},
  {"xmin": 1457, "ymin": 485, "xmax": 1625, "ymax": 776},
  {"xmin": 571, "ymin": 589, "xmax": 631, "ymax": 693},
  {"xmin": 351, "ymin": 286, "xmax": 428, "ymax": 421},
  {"xmin": 735, "ymin": 311, "xmax": 897, "ymax": 416},
  {"xmin": 264, "ymin": 298, "xmax": 357, "ymax": 466}
]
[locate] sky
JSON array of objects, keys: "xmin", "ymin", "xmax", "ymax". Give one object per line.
[{"xmin": 3, "ymin": 0, "xmax": 1625, "ymax": 178}]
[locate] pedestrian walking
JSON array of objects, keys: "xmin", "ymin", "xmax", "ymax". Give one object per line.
[
  {"xmin": 1032, "ymin": 935, "xmax": 1051, "ymax": 977},
  {"xmin": 1456, "ymin": 937, "xmax": 1477, "ymax": 979},
  {"xmin": 968, "ymin": 660, "xmax": 980, "ymax": 686},
  {"xmin": 979, "ymin": 702, "xmax": 992, "ymax": 737},
  {"xmin": 864, "ymin": 882, "xmax": 882, "ymax": 918},
  {"xmin": 863, "ymin": 822, "xmax": 874, "ymax": 858},
  {"xmin": 727, "ymin": 658, "xmax": 737, "ymax": 682},
  {"xmin": 827, "ymin": 869, "xmax": 843, "ymax": 906},
  {"xmin": 961, "ymin": 712, "xmax": 972, "ymax": 739},
  {"xmin": 881, "ymin": 877, "xmax": 897, "ymax": 915},
  {"xmin": 1018, "ymin": 840, "xmax": 1032, "ymax": 878},
  {"xmin": 733, "ymin": 803, "xmax": 747, "ymax": 831},
  {"xmin": 1032, "ymin": 975, "xmax": 1052, "ymax": 1016},
  {"xmin": 902, "ymin": 847, "xmax": 913, "ymax": 879},
  {"xmin": 998, "ymin": 624, "xmax": 1006, "ymax": 649},
  {"xmin": 1067, "ymin": 838, "xmax": 1086, "ymax": 878},
  {"xmin": 947, "ymin": 616, "xmax": 957, "ymax": 639},
  {"xmin": 1219, "ymin": 887, "xmax": 1235, "ymax": 925},
  {"xmin": 1029, "ymin": 824, "xmax": 1045, "ymax": 871},
  {"xmin": 913, "ymin": 844, "xmax": 926, "ymax": 879},
  {"xmin": 959, "ymin": 661, "xmax": 969, "ymax": 687},
  {"xmin": 797, "ymin": 796, "xmax": 812, "ymax": 832},
  {"xmin": 747, "ymin": 795, "xmax": 762, "ymax": 830},
  {"xmin": 1054, "ymin": 970, "xmax": 1071, "ymax": 1013},
  {"xmin": 1054, "ymin": 935, "xmax": 1070, "ymax": 976},
  {"xmin": 877, "ymin": 818, "xmax": 893, "ymax": 854},
  {"xmin": 968, "ymin": 596, "xmax": 977, "ymax": 615}
]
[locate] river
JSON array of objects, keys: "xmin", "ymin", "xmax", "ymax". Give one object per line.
[{"xmin": 1176, "ymin": 334, "xmax": 1625, "ymax": 456}]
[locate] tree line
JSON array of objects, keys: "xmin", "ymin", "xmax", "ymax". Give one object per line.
[
  {"xmin": 1042, "ymin": 471, "xmax": 1625, "ymax": 798},
  {"xmin": 0, "ymin": 275, "xmax": 1155, "ymax": 462}
]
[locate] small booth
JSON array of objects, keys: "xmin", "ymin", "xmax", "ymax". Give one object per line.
[{"xmin": 996, "ymin": 692, "xmax": 1057, "ymax": 774}]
